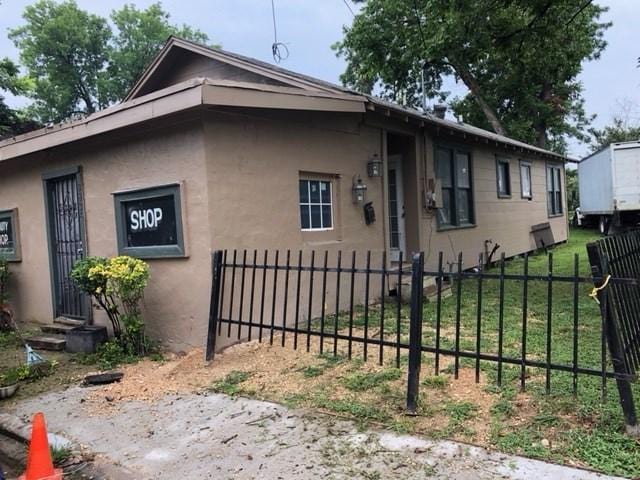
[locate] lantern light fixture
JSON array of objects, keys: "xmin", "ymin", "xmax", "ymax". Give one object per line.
[
  {"xmin": 352, "ymin": 175, "xmax": 368, "ymax": 205},
  {"xmin": 367, "ymin": 154, "xmax": 383, "ymax": 177}
]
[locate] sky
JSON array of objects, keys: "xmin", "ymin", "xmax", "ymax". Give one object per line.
[{"xmin": 1, "ymin": 0, "xmax": 638, "ymax": 159}]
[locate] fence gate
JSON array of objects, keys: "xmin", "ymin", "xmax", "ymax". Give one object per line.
[{"xmin": 588, "ymin": 231, "xmax": 640, "ymax": 435}]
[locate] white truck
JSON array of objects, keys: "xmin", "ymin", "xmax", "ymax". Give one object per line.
[{"xmin": 577, "ymin": 140, "xmax": 640, "ymax": 234}]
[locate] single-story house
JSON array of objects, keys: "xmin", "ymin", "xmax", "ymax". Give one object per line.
[{"xmin": 0, "ymin": 37, "xmax": 568, "ymax": 351}]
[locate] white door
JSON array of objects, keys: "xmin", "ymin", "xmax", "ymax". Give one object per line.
[{"xmin": 388, "ymin": 155, "xmax": 406, "ymax": 262}]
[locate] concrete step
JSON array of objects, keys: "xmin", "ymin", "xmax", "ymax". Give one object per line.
[
  {"xmin": 40, "ymin": 324, "xmax": 79, "ymax": 335},
  {"xmin": 23, "ymin": 335, "xmax": 66, "ymax": 351},
  {"xmin": 53, "ymin": 316, "xmax": 84, "ymax": 327}
]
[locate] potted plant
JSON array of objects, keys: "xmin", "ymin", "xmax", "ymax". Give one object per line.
[{"xmin": 0, "ymin": 365, "xmax": 27, "ymax": 400}]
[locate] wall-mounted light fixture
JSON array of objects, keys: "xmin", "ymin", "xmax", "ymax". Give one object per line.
[
  {"xmin": 367, "ymin": 154, "xmax": 383, "ymax": 177},
  {"xmin": 352, "ymin": 175, "xmax": 368, "ymax": 205}
]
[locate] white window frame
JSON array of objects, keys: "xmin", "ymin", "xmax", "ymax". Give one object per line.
[
  {"xmin": 299, "ymin": 179, "xmax": 334, "ymax": 231},
  {"xmin": 520, "ymin": 160, "xmax": 532, "ymax": 199}
]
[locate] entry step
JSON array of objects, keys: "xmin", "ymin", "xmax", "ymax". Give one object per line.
[
  {"xmin": 53, "ymin": 316, "xmax": 84, "ymax": 327},
  {"xmin": 24, "ymin": 335, "xmax": 66, "ymax": 351},
  {"xmin": 40, "ymin": 324, "xmax": 78, "ymax": 335}
]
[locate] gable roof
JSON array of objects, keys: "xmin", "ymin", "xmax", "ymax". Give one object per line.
[
  {"xmin": 0, "ymin": 36, "xmax": 569, "ymax": 162},
  {"xmin": 122, "ymin": 36, "xmax": 570, "ymax": 162}
]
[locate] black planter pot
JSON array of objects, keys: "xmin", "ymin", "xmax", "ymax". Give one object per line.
[{"xmin": 65, "ymin": 326, "xmax": 108, "ymax": 353}]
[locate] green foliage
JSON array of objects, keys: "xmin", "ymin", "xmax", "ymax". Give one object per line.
[
  {"xmin": 335, "ymin": 1, "xmax": 610, "ymax": 151},
  {"xmin": 566, "ymin": 168, "xmax": 579, "ymax": 214},
  {"xmin": 421, "ymin": 375, "xmax": 448, "ymax": 389},
  {"xmin": 0, "ymin": 57, "xmax": 39, "ymax": 139},
  {"xmin": 589, "ymin": 117, "xmax": 640, "ymax": 152},
  {"xmin": 0, "ymin": 361, "xmax": 56, "ymax": 387},
  {"xmin": 209, "ymin": 370, "xmax": 252, "ymax": 396},
  {"xmin": 50, "ymin": 445, "xmax": 72, "ymax": 466},
  {"xmin": 71, "ymin": 255, "xmax": 150, "ymax": 355},
  {"xmin": 77, "ymin": 340, "xmax": 137, "ymax": 370},
  {"xmin": 342, "ymin": 368, "xmax": 401, "ymax": 391},
  {"xmin": 311, "ymin": 392, "xmax": 389, "ymax": 422},
  {"xmin": 9, "ymin": 0, "xmax": 112, "ymax": 121},
  {"xmin": 69, "ymin": 257, "xmax": 108, "ymax": 300},
  {"xmin": 9, "ymin": 1, "xmax": 210, "ymax": 123},
  {"xmin": 105, "ymin": 2, "xmax": 210, "ymax": 102}
]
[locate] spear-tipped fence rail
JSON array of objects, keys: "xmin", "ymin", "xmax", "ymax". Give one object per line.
[{"xmin": 206, "ymin": 236, "xmax": 640, "ymax": 431}]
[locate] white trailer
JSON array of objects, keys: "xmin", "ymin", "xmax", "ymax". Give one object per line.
[{"xmin": 578, "ymin": 140, "xmax": 640, "ymax": 234}]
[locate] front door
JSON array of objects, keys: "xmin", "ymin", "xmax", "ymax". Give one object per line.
[
  {"xmin": 388, "ymin": 155, "xmax": 406, "ymax": 262},
  {"xmin": 45, "ymin": 171, "xmax": 88, "ymax": 320}
]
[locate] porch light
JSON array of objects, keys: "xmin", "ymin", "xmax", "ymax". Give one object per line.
[
  {"xmin": 352, "ymin": 176, "xmax": 368, "ymax": 205},
  {"xmin": 367, "ymin": 154, "xmax": 383, "ymax": 177}
]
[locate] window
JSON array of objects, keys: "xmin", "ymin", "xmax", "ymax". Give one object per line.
[
  {"xmin": 520, "ymin": 161, "xmax": 532, "ymax": 199},
  {"xmin": 299, "ymin": 179, "xmax": 333, "ymax": 230},
  {"xmin": 496, "ymin": 157, "xmax": 511, "ymax": 197},
  {"xmin": 435, "ymin": 146, "xmax": 474, "ymax": 228},
  {"xmin": 0, "ymin": 208, "xmax": 20, "ymax": 261},
  {"xmin": 113, "ymin": 184, "xmax": 185, "ymax": 258},
  {"xmin": 546, "ymin": 164, "xmax": 563, "ymax": 216}
]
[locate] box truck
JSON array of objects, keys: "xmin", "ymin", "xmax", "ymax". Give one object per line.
[{"xmin": 577, "ymin": 140, "xmax": 640, "ymax": 234}]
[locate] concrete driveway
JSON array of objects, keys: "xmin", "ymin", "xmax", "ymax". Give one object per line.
[{"xmin": 3, "ymin": 386, "xmax": 625, "ymax": 480}]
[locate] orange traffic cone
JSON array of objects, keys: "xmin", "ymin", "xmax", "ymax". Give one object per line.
[{"xmin": 19, "ymin": 413, "xmax": 63, "ymax": 480}]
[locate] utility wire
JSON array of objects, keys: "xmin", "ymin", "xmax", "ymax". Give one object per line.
[
  {"xmin": 342, "ymin": 0, "xmax": 355, "ymax": 17},
  {"xmin": 270, "ymin": 0, "xmax": 289, "ymax": 63}
]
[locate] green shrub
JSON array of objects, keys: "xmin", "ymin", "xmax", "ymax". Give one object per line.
[{"xmin": 71, "ymin": 255, "xmax": 150, "ymax": 355}]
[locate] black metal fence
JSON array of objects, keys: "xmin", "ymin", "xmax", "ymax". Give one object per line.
[
  {"xmin": 206, "ymin": 243, "xmax": 640, "ymax": 428},
  {"xmin": 588, "ymin": 230, "xmax": 640, "ymax": 432}
]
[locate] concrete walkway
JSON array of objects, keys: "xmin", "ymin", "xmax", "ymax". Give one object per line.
[{"xmin": 6, "ymin": 387, "xmax": 624, "ymax": 480}]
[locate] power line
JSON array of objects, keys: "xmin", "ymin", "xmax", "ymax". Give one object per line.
[
  {"xmin": 342, "ymin": 0, "xmax": 355, "ymax": 17},
  {"xmin": 270, "ymin": 0, "xmax": 289, "ymax": 63}
]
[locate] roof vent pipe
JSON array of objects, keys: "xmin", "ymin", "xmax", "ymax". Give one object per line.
[{"xmin": 433, "ymin": 104, "xmax": 447, "ymax": 119}]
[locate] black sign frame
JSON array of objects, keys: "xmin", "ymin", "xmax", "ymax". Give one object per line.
[
  {"xmin": 0, "ymin": 208, "xmax": 21, "ymax": 262},
  {"xmin": 113, "ymin": 184, "xmax": 186, "ymax": 259}
]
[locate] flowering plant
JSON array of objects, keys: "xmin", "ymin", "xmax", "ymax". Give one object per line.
[{"xmin": 71, "ymin": 256, "xmax": 150, "ymax": 355}]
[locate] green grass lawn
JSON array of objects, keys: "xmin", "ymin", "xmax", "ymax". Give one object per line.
[{"xmin": 301, "ymin": 228, "xmax": 640, "ymax": 477}]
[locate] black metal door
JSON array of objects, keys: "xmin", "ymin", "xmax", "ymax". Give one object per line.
[{"xmin": 46, "ymin": 173, "xmax": 87, "ymax": 319}]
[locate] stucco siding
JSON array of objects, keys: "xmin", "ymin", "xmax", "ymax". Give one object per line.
[{"xmin": 0, "ymin": 117, "xmax": 212, "ymax": 350}]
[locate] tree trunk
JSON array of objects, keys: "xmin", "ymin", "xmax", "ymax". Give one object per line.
[
  {"xmin": 454, "ymin": 64, "xmax": 506, "ymax": 136},
  {"xmin": 535, "ymin": 83, "xmax": 552, "ymax": 148}
]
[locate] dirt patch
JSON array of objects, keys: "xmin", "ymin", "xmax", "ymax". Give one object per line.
[{"xmin": 79, "ymin": 334, "xmax": 501, "ymax": 446}]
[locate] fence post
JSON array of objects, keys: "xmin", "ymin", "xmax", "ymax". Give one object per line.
[
  {"xmin": 586, "ymin": 242, "xmax": 639, "ymax": 436},
  {"xmin": 406, "ymin": 252, "xmax": 424, "ymax": 415},
  {"xmin": 205, "ymin": 250, "xmax": 224, "ymax": 362}
]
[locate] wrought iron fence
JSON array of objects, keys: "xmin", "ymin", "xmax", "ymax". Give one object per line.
[
  {"xmin": 588, "ymin": 229, "xmax": 640, "ymax": 433},
  {"xmin": 205, "ymin": 243, "xmax": 640, "ymax": 428}
]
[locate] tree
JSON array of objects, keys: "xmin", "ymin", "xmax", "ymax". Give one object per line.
[
  {"xmin": 9, "ymin": 0, "xmax": 112, "ymax": 122},
  {"xmin": 105, "ymin": 3, "xmax": 210, "ymax": 103},
  {"xmin": 0, "ymin": 57, "xmax": 39, "ymax": 139},
  {"xmin": 9, "ymin": 1, "xmax": 209, "ymax": 123},
  {"xmin": 589, "ymin": 118, "xmax": 640, "ymax": 151},
  {"xmin": 334, "ymin": 0, "xmax": 610, "ymax": 152},
  {"xmin": 589, "ymin": 100, "xmax": 640, "ymax": 151}
]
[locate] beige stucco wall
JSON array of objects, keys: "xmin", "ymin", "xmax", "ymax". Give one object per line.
[
  {"xmin": 0, "ymin": 104, "xmax": 568, "ymax": 354},
  {"xmin": 0, "ymin": 115, "xmax": 212, "ymax": 351}
]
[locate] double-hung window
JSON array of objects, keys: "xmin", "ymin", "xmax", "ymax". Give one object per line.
[
  {"xmin": 299, "ymin": 179, "xmax": 333, "ymax": 230},
  {"xmin": 496, "ymin": 157, "xmax": 511, "ymax": 197},
  {"xmin": 546, "ymin": 164, "xmax": 563, "ymax": 216},
  {"xmin": 520, "ymin": 161, "xmax": 532, "ymax": 199},
  {"xmin": 435, "ymin": 146, "xmax": 474, "ymax": 228}
]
